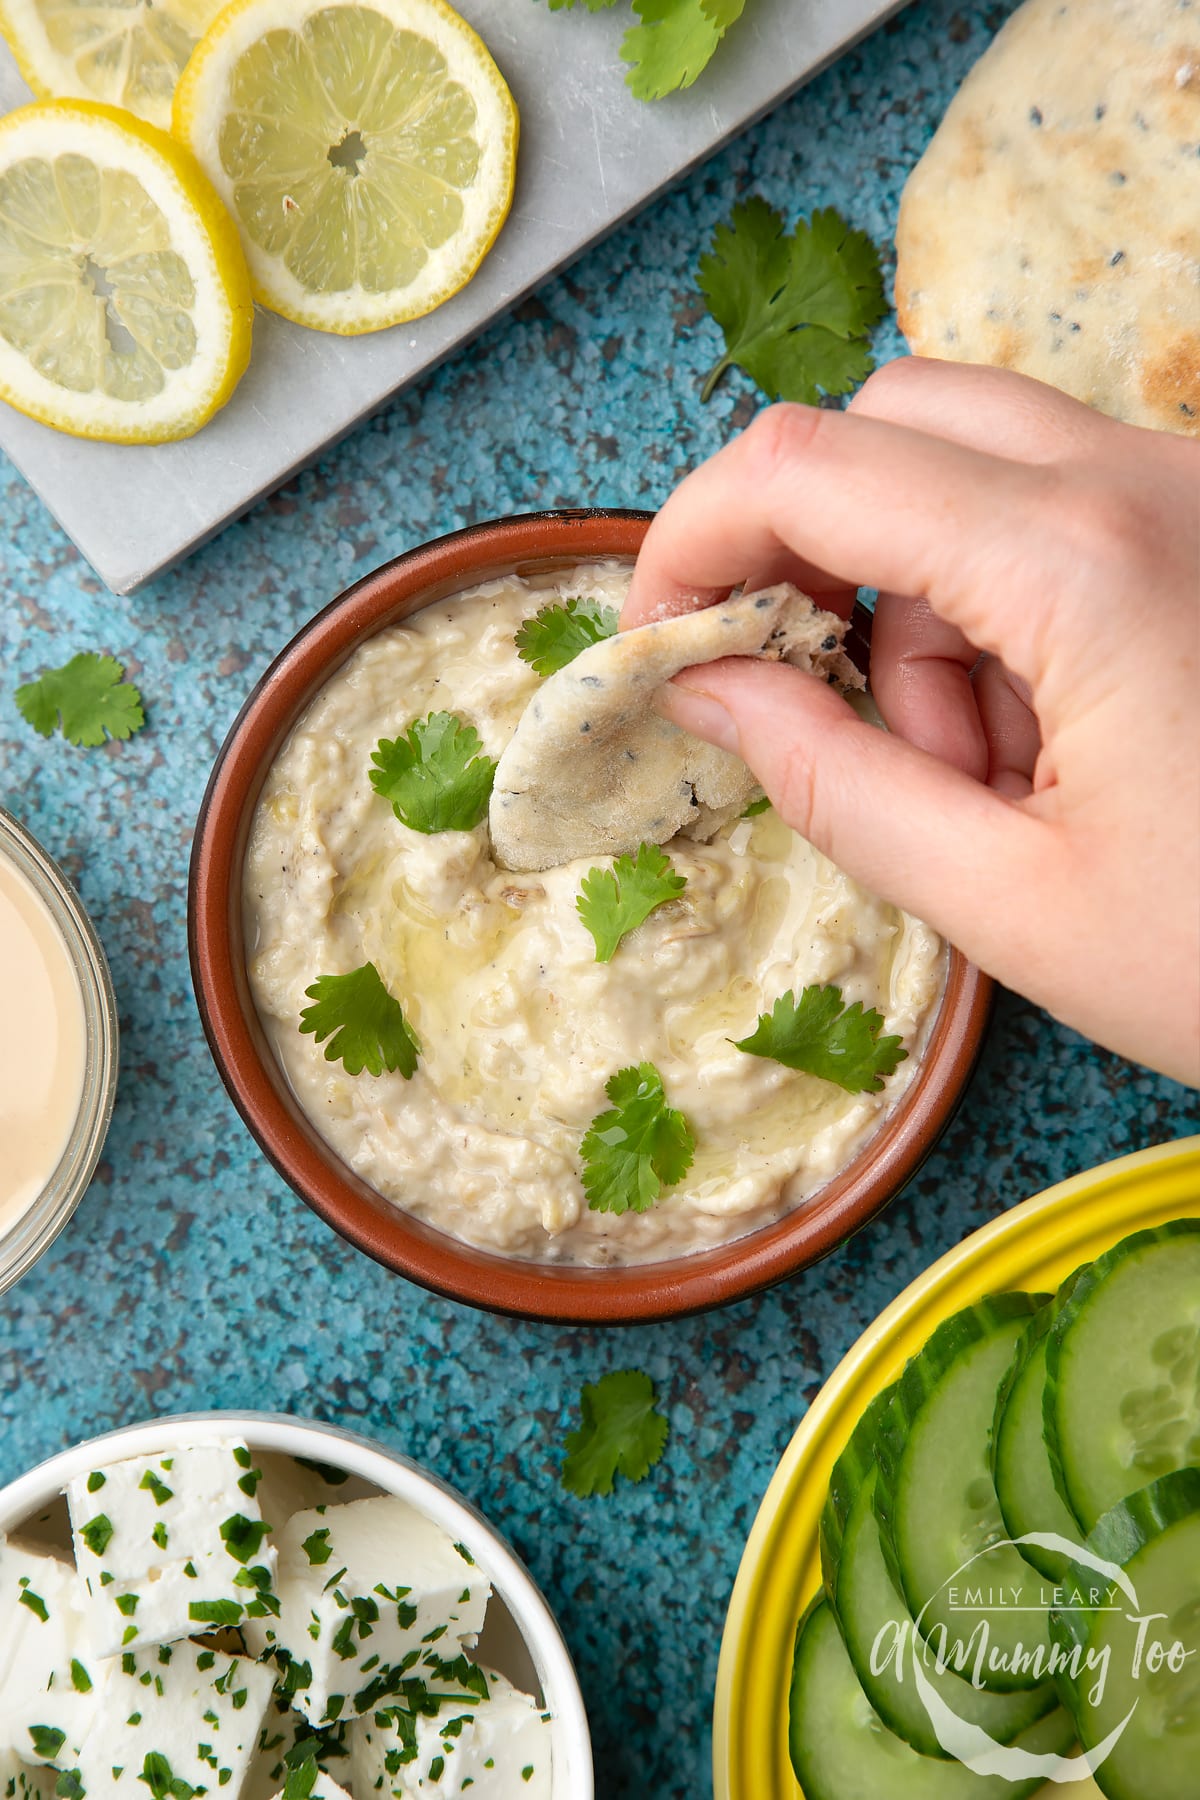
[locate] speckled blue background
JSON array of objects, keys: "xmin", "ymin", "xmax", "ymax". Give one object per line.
[{"xmin": 0, "ymin": 2, "xmax": 1195, "ymax": 1793}]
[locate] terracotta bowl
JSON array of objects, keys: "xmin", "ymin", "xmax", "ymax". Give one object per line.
[{"xmin": 189, "ymin": 509, "xmax": 991, "ymax": 1324}]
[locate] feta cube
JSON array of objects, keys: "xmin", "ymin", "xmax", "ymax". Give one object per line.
[
  {"xmin": 1, "ymin": 1749, "xmax": 57, "ymax": 1800},
  {"xmin": 76, "ymin": 1641, "xmax": 273, "ymax": 1798},
  {"xmin": 349, "ymin": 1668, "xmax": 553, "ymax": 1798},
  {"xmin": 0, "ymin": 1537, "xmax": 109, "ymax": 1763},
  {"xmin": 242, "ymin": 1498, "xmax": 489, "ymax": 1728},
  {"xmin": 66, "ymin": 1440, "xmax": 278, "ymax": 1656}
]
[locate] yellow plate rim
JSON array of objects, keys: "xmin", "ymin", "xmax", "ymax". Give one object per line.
[{"xmin": 712, "ymin": 1133, "xmax": 1200, "ymax": 1800}]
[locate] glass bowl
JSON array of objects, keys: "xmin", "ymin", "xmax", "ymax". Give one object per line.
[{"xmin": 0, "ymin": 805, "xmax": 118, "ymax": 1295}]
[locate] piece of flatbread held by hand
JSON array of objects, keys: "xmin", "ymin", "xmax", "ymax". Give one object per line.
[
  {"xmin": 894, "ymin": 0, "xmax": 1200, "ymax": 436},
  {"xmin": 489, "ymin": 584, "xmax": 863, "ymax": 873}
]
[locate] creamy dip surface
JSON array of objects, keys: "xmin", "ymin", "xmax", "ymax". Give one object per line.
[
  {"xmin": 0, "ymin": 851, "xmax": 86, "ymax": 1232},
  {"xmin": 245, "ymin": 564, "xmax": 946, "ymax": 1266}
]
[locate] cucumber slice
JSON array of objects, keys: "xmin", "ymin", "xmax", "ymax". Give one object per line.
[
  {"xmin": 874, "ymin": 1292, "xmax": 1052, "ymax": 1691},
  {"xmin": 992, "ymin": 1275, "xmax": 1088, "ymax": 1583},
  {"xmin": 1045, "ymin": 1219, "xmax": 1200, "ymax": 1532},
  {"xmin": 822, "ymin": 1385, "xmax": 1056, "ymax": 1757},
  {"xmin": 789, "ymin": 1596, "xmax": 1077, "ymax": 1800},
  {"xmin": 1048, "ymin": 1468, "xmax": 1200, "ymax": 1800}
]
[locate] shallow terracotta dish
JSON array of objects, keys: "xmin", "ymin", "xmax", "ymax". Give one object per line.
[{"xmin": 189, "ymin": 509, "xmax": 991, "ymax": 1323}]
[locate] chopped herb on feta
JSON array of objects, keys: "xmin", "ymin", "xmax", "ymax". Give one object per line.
[
  {"xmin": 348, "ymin": 1668, "xmax": 552, "ymax": 1797},
  {"xmin": 242, "ymin": 1499, "xmax": 488, "ymax": 1729},
  {"xmin": 268, "ymin": 1763, "xmax": 353, "ymax": 1800}
]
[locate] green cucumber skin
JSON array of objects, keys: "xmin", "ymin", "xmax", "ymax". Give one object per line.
[
  {"xmin": 1048, "ymin": 1470, "xmax": 1200, "ymax": 1800},
  {"xmin": 1049, "ymin": 1464, "xmax": 1200, "ymax": 1666},
  {"xmin": 827, "ymin": 1466, "xmax": 1057, "ymax": 1758},
  {"xmin": 1082, "ymin": 1462, "xmax": 1200, "ymax": 1565},
  {"xmin": 873, "ymin": 1292, "xmax": 1050, "ymax": 1688},
  {"xmin": 1044, "ymin": 1218, "xmax": 1200, "ymax": 1532},
  {"xmin": 789, "ymin": 1596, "xmax": 1077, "ymax": 1800},
  {"xmin": 991, "ymin": 1273, "xmax": 1087, "ymax": 1583},
  {"xmin": 820, "ymin": 1383, "xmax": 896, "ymax": 1588},
  {"xmin": 822, "ymin": 1373, "xmax": 1056, "ymax": 1756}
]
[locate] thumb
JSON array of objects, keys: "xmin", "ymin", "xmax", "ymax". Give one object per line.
[{"xmin": 657, "ymin": 657, "xmax": 1058, "ymax": 977}]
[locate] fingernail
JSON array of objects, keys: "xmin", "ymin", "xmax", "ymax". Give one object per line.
[{"xmin": 655, "ymin": 681, "xmax": 741, "ymax": 755}]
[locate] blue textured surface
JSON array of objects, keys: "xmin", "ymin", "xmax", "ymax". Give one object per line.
[{"xmin": 0, "ymin": 2, "xmax": 1195, "ymax": 1794}]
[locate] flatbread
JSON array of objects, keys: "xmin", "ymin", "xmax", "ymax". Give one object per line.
[
  {"xmin": 895, "ymin": 0, "xmax": 1200, "ymax": 436},
  {"xmin": 489, "ymin": 585, "xmax": 863, "ymax": 872}
]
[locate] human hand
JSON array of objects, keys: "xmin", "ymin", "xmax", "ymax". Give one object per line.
[{"xmin": 622, "ymin": 358, "xmax": 1200, "ymax": 1085}]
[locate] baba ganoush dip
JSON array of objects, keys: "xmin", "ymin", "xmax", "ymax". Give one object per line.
[{"xmin": 244, "ymin": 563, "xmax": 946, "ymax": 1266}]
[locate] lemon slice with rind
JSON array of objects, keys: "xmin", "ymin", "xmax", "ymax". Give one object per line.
[
  {"xmin": 173, "ymin": 0, "xmax": 519, "ymax": 335},
  {"xmin": 0, "ymin": 1, "xmax": 226, "ymax": 129},
  {"xmin": 0, "ymin": 100, "xmax": 253, "ymax": 442}
]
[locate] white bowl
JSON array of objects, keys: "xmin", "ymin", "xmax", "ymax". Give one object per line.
[{"xmin": 0, "ymin": 1410, "xmax": 593, "ymax": 1799}]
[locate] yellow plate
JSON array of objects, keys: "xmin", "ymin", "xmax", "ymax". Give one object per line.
[{"xmin": 713, "ymin": 1135, "xmax": 1200, "ymax": 1800}]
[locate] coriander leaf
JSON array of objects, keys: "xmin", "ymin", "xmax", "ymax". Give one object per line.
[
  {"xmin": 741, "ymin": 794, "xmax": 771, "ymax": 817},
  {"xmin": 577, "ymin": 842, "xmax": 687, "ymax": 961},
  {"xmin": 369, "ymin": 712, "xmax": 496, "ymax": 833},
  {"xmin": 732, "ymin": 984, "xmax": 907, "ymax": 1092},
  {"xmin": 702, "ymin": 0, "xmax": 748, "ymax": 24},
  {"xmin": 282, "ymin": 1760, "xmax": 319, "ymax": 1800},
  {"xmin": 138, "ymin": 1753, "xmax": 197, "ymax": 1800},
  {"xmin": 29, "ymin": 1726, "xmax": 66, "ymax": 1759},
  {"xmin": 698, "ymin": 198, "xmax": 886, "ymax": 403},
  {"xmin": 187, "ymin": 1598, "xmax": 242, "ymax": 1626},
  {"xmin": 622, "ymin": 0, "xmax": 743, "ymax": 100},
  {"xmin": 299, "ymin": 963, "xmax": 420, "ymax": 1079},
  {"xmin": 15, "ymin": 652, "xmax": 145, "ymax": 747},
  {"xmin": 737, "ymin": 321, "xmax": 876, "ymax": 407},
  {"xmin": 302, "ymin": 1526, "xmax": 333, "ymax": 1565},
  {"xmin": 79, "ymin": 1514, "xmax": 114, "ymax": 1556},
  {"xmin": 219, "ymin": 1513, "xmax": 270, "ymax": 1564},
  {"xmin": 514, "ymin": 597, "xmax": 619, "ymax": 677},
  {"xmin": 562, "ymin": 1369, "xmax": 670, "ymax": 1497},
  {"xmin": 580, "ymin": 1062, "xmax": 694, "ymax": 1214}
]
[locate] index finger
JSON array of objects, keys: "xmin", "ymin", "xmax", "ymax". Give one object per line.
[
  {"xmin": 622, "ymin": 401, "xmax": 1048, "ymax": 675},
  {"xmin": 618, "ymin": 545, "xmax": 856, "ymax": 629}
]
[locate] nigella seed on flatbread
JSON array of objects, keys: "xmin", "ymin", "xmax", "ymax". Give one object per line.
[
  {"xmin": 894, "ymin": 0, "xmax": 1200, "ymax": 436},
  {"xmin": 488, "ymin": 584, "xmax": 863, "ymax": 873}
]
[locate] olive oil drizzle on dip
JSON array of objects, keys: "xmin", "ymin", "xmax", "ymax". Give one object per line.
[
  {"xmin": 0, "ymin": 851, "xmax": 86, "ymax": 1231},
  {"xmin": 244, "ymin": 564, "xmax": 945, "ymax": 1267}
]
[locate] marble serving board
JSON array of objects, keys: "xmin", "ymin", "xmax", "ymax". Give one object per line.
[{"xmin": 0, "ymin": 0, "xmax": 906, "ymax": 592}]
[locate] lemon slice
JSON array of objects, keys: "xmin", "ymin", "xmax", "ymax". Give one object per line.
[
  {"xmin": 0, "ymin": 1, "xmax": 226, "ymax": 129},
  {"xmin": 173, "ymin": 0, "xmax": 519, "ymax": 335},
  {"xmin": 0, "ymin": 100, "xmax": 253, "ymax": 442}
]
